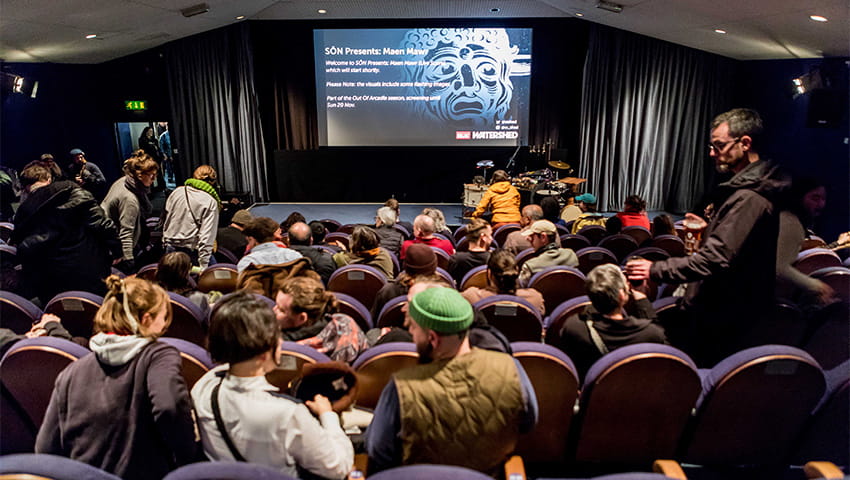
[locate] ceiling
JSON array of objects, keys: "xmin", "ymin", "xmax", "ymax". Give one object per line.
[{"xmin": 1, "ymin": 0, "xmax": 847, "ymax": 64}]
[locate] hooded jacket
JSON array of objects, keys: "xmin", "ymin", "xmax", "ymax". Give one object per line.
[
  {"xmin": 649, "ymin": 159, "xmax": 789, "ymax": 365},
  {"xmin": 472, "ymin": 181, "xmax": 521, "ymax": 224}
]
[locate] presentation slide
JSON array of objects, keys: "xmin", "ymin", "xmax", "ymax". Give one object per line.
[{"xmin": 314, "ymin": 28, "xmax": 532, "ymax": 147}]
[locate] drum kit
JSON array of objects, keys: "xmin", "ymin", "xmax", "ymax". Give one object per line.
[{"xmin": 463, "ymin": 157, "xmax": 585, "ymax": 211}]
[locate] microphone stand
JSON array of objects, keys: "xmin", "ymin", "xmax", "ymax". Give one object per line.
[{"xmin": 504, "ymin": 145, "xmax": 521, "ymax": 176}]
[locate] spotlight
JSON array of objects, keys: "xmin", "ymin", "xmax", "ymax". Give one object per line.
[
  {"xmin": 714, "ymin": 29, "xmax": 726, "ymax": 34},
  {"xmin": 85, "ymin": 34, "xmax": 97, "ymax": 39},
  {"xmin": 809, "ymin": 15, "xmax": 828, "ymax": 22},
  {"xmin": 317, "ymin": 9, "xmax": 327, "ymax": 14},
  {"xmin": 596, "ymin": 1, "xmax": 623, "ymax": 13}
]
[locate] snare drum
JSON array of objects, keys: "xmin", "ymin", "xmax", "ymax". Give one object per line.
[{"xmin": 463, "ymin": 184, "xmax": 488, "ymax": 208}]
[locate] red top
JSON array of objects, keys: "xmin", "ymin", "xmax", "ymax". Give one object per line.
[
  {"xmin": 616, "ymin": 211, "xmax": 651, "ymax": 230},
  {"xmin": 401, "ymin": 237, "xmax": 455, "ymax": 259}
]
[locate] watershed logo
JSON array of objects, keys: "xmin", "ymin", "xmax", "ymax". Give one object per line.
[{"xmin": 456, "ymin": 130, "xmax": 518, "ymax": 140}]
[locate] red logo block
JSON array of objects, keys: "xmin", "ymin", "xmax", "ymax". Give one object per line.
[{"xmin": 455, "ymin": 131, "xmax": 471, "ymax": 140}]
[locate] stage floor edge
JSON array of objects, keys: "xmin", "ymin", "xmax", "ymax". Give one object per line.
[{"xmin": 247, "ymin": 202, "xmax": 467, "ymax": 227}]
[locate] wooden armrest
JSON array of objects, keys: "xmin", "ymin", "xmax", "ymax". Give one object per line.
[
  {"xmin": 503, "ymin": 455, "xmax": 526, "ymax": 480},
  {"xmin": 349, "ymin": 453, "xmax": 369, "ymax": 479},
  {"xmin": 652, "ymin": 459, "xmax": 687, "ymax": 480},
  {"xmin": 804, "ymin": 461, "xmax": 844, "ymax": 479}
]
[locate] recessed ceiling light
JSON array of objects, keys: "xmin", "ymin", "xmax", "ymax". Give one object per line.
[
  {"xmin": 714, "ymin": 29, "xmax": 726, "ymax": 34},
  {"xmin": 85, "ymin": 34, "xmax": 97, "ymax": 39},
  {"xmin": 809, "ymin": 15, "xmax": 828, "ymax": 22},
  {"xmin": 490, "ymin": 7, "xmax": 500, "ymax": 12},
  {"xmin": 317, "ymin": 9, "xmax": 327, "ymax": 14},
  {"xmin": 575, "ymin": 13, "xmax": 584, "ymax": 17},
  {"xmin": 235, "ymin": 15, "xmax": 245, "ymax": 20}
]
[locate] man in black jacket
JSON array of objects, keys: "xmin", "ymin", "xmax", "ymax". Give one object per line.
[
  {"xmin": 626, "ymin": 108, "xmax": 789, "ymax": 366},
  {"xmin": 12, "ymin": 162, "xmax": 120, "ymax": 304},
  {"xmin": 287, "ymin": 221, "xmax": 337, "ymax": 284}
]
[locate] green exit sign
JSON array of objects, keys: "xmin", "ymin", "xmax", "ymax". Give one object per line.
[{"xmin": 125, "ymin": 100, "xmax": 147, "ymax": 111}]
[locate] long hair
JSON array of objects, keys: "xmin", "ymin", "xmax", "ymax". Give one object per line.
[
  {"xmin": 279, "ymin": 276, "xmax": 339, "ymax": 323},
  {"xmin": 95, "ymin": 275, "xmax": 171, "ymax": 338}
]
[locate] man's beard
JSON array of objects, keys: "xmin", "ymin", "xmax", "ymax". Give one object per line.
[{"xmin": 416, "ymin": 340, "xmax": 434, "ymax": 364}]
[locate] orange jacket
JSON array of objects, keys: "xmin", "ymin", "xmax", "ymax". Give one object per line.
[{"xmin": 472, "ymin": 181, "xmax": 521, "ymax": 224}]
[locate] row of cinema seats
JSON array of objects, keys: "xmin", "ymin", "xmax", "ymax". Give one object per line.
[{"xmin": 2, "ymin": 331, "xmax": 847, "ymax": 476}]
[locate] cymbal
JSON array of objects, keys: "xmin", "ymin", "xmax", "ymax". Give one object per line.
[
  {"xmin": 548, "ymin": 160, "xmax": 571, "ymax": 170},
  {"xmin": 476, "ymin": 160, "xmax": 495, "ymax": 168}
]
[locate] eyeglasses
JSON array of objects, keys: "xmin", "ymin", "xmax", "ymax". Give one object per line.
[{"xmin": 708, "ymin": 137, "xmax": 740, "ymax": 153}]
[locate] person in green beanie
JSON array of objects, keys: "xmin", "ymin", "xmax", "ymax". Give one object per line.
[{"xmin": 365, "ymin": 286, "xmax": 538, "ymax": 476}]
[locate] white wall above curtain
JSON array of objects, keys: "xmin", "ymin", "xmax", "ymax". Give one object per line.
[{"xmin": 579, "ymin": 25, "xmax": 735, "ymax": 214}]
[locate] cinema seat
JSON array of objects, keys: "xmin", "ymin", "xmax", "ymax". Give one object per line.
[
  {"xmin": 318, "ymin": 218, "xmax": 341, "ymax": 233},
  {"xmin": 473, "ymin": 295, "xmax": 543, "ymax": 342},
  {"xmin": 163, "ymin": 461, "xmax": 297, "ymax": 480},
  {"xmin": 793, "ymin": 359, "xmax": 849, "ymax": 468},
  {"xmin": 576, "ymin": 225, "xmax": 607, "ymax": 246},
  {"xmin": 621, "ymin": 225, "xmax": 652, "ymax": 247},
  {"xmin": 526, "ymin": 266, "xmax": 586, "ymax": 314},
  {"xmin": 0, "ymin": 290, "xmax": 43, "ymax": 334},
  {"xmin": 431, "ymin": 246, "xmax": 451, "ymax": 270},
  {"xmin": 493, "ymin": 223, "xmax": 522, "ymax": 248},
  {"xmin": 794, "ymin": 248, "xmax": 842, "ymax": 276},
  {"xmin": 435, "ymin": 267, "xmax": 457, "ymax": 288},
  {"xmin": 367, "ymin": 464, "xmax": 493, "ymax": 480},
  {"xmin": 197, "ymin": 263, "xmax": 239, "ymax": 293},
  {"xmin": 332, "ymin": 291, "xmax": 373, "ymax": 332},
  {"xmin": 544, "ymin": 296, "xmax": 592, "ymax": 346},
  {"xmin": 460, "ymin": 265, "xmax": 489, "ymax": 291},
  {"xmin": 598, "ymin": 234, "xmax": 639, "ymax": 263},
  {"xmin": 0, "ymin": 453, "xmax": 122, "ymax": 480},
  {"xmin": 811, "ymin": 266, "xmax": 850, "ymax": 303},
  {"xmin": 575, "ymin": 247, "xmax": 618, "ymax": 275},
  {"xmin": 375, "ymin": 295, "xmax": 407, "ymax": 328},
  {"xmin": 352, "ymin": 342, "xmax": 418, "ymax": 409},
  {"xmin": 165, "ymin": 292, "xmax": 207, "ymax": 347},
  {"xmin": 628, "ymin": 246, "xmax": 670, "ymax": 263},
  {"xmin": 265, "ymin": 341, "xmax": 332, "ymax": 394},
  {"xmin": 327, "ymin": 264, "xmax": 388, "ymax": 312},
  {"xmin": 44, "ymin": 291, "xmax": 104, "ymax": 338},
  {"xmin": 135, "ymin": 263, "xmax": 158, "ymax": 281},
  {"xmin": 651, "ymin": 235, "xmax": 686, "ymax": 258},
  {"xmin": 159, "ymin": 337, "xmax": 215, "ymax": 390},
  {"xmin": 560, "ymin": 234, "xmax": 591, "ymax": 252}
]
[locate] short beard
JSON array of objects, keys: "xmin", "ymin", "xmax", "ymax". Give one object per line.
[{"xmin": 416, "ymin": 341, "xmax": 434, "ymax": 364}]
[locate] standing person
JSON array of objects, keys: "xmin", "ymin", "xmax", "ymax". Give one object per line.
[
  {"xmin": 615, "ymin": 195, "xmax": 651, "ymax": 230},
  {"xmin": 626, "ymin": 108, "xmax": 789, "ymax": 367},
  {"xmin": 12, "ymin": 162, "xmax": 120, "ymax": 302},
  {"xmin": 471, "ymin": 169, "xmax": 521, "ymax": 228},
  {"xmin": 66, "ymin": 148, "xmax": 107, "ymax": 200},
  {"xmin": 448, "ymin": 218, "xmax": 492, "ymax": 284},
  {"xmin": 191, "ymin": 292, "xmax": 353, "ymax": 479},
  {"xmin": 162, "ymin": 165, "xmax": 221, "ymax": 269},
  {"xmin": 101, "ymin": 151, "xmax": 158, "ymax": 273},
  {"xmin": 138, "ymin": 126, "xmax": 165, "ymax": 191},
  {"xmin": 36, "ymin": 276, "xmax": 197, "ymax": 480},
  {"xmin": 158, "ymin": 124, "xmax": 175, "ymax": 185},
  {"xmin": 216, "ymin": 209, "xmax": 253, "ymax": 259}
]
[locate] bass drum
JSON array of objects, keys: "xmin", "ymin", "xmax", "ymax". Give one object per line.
[{"xmin": 463, "ymin": 184, "xmax": 488, "ymax": 208}]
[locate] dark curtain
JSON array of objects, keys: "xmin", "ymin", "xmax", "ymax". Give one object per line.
[
  {"xmin": 579, "ymin": 25, "xmax": 735, "ymax": 213},
  {"xmin": 165, "ymin": 24, "xmax": 269, "ymax": 200}
]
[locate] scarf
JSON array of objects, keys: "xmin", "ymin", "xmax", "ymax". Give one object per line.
[
  {"xmin": 124, "ymin": 175, "xmax": 152, "ymax": 217},
  {"xmin": 184, "ymin": 178, "xmax": 221, "ymax": 205}
]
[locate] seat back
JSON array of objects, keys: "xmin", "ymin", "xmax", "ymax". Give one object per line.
[
  {"xmin": 435, "ymin": 267, "xmax": 457, "ymax": 288},
  {"xmin": 44, "ymin": 291, "xmax": 104, "ymax": 338},
  {"xmin": 453, "ymin": 224, "xmax": 469, "ymax": 243},
  {"xmin": 197, "ymin": 263, "xmax": 239, "ymax": 293},
  {"xmin": 376, "ymin": 295, "xmax": 408, "ymax": 328},
  {"xmin": 801, "ymin": 302, "xmax": 850, "ymax": 370},
  {"xmin": 0, "ymin": 290, "xmax": 43, "ymax": 334},
  {"xmin": 473, "ymin": 295, "xmax": 543, "ymax": 342},
  {"xmin": 650, "ymin": 235, "xmax": 686, "ymax": 258},
  {"xmin": 560, "ymin": 234, "xmax": 591, "ymax": 252},
  {"xmin": 135, "ymin": 263, "xmax": 158, "ymax": 281},
  {"xmin": 163, "ymin": 461, "xmax": 298, "ymax": 480},
  {"xmin": 319, "ymin": 218, "xmax": 341, "ymax": 233},
  {"xmin": 367, "ymin": 464, "xmax": 491, "ymax": 480},
  {"xmin": 460, "ymin": 265, "xmax": 489, "ymax": 291},
  {"xmin": 0, "ymin": 453, "xmax": 123, "ymax": 480},
  {"xmin": 0, "ymin": 222, "xmax": 14, "ymax": 243},
  {"xmin": 574, "ymin": 345, "xmax": 701, "ymax": 464},
  {"xmin": 213, "ymin": 247, "xmax": 240, "ymax": 264},
  {"xmin": 327, "ymin": 265, "xmax": 388, "ymax": 312},
  {"xmin": 393, "ymin": 224, "xmax": 411, "ymax": 240},
  {"xmin": 512, "ymin": 342, "xmax": 579, "ymax": 464},
  {"xmin": 165, "ymin": 292, "xmax": 207, "ymax": 347},
  {"xmin": 527, "ymin": 266, "xmax": 586, "ymax": 314},
  {"xmin": 431, "ymin": 246, "xmax": 451, "ymax": 270},
  {"xmin": 793, "ymin": 359, "xmax": 849, "ymax": 467},
  {"xmin": 158, "ymin": 337, "xmax": 215, "ymax": 390},
  {"xmin": 684, "ymin": 345, "xmax": 826, "ymax": 465},
  {"xmin": 794, "ymin": 248, "xmax": 842, "ymax": 276},
  {"xmin": 336, "ymin": 224, "xmax": 358, "ymax": 235},
  {"xmin": 331, "ymin": 292, "xmax": 373, "ymax": 331},
  {"xmin": 493, "ymin": 223, "xmax": 521, "ymax": 247},
  {"xmin": 515, "ymin": 248, "xmax": 536, "ymax": 268},
  {"xmin": 621, "ymin": 226, "xmax": 652, "ymax": 246},
  {"xmin": 575, "ymin": 247, "xmax": 618, "ymax": 275},
  {"xmin": 352, "ymin": 342, "xmax": 419, "ymax": 409},
  {"xmin": 576, "ymin": 225, "xmax": 607, "ymax": 245},
  {"xmin": 325, "ymin": 232, "xmax": 351, "ymax": 250},
  {"xmin": 753, "ymin": 301, "xmax": 807, "ymax": 347},
  {"xmin": 597, "ymin": 234, "xmax": 639, "ymax": 263},
  {"xmin": 265, "ymin": 342, "xmax": 332, "ymax": 394},
  {"xmin": 628, "ymin": 246, "xmax": 670, "ymax": 263},
  {"xmin": 811, "ymin": 266, "xmax": 850, "ymax": 303},
  {"xmin": 544, "ymin": 296, "xmax": 592, "ymax": 346}
]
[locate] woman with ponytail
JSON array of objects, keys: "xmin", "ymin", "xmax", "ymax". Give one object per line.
[
  {"xmin": 274, "ymin": 276, "xmax": 368, "ymax": 363},
  {"xmin": 36, "ymin": 275, "xmax": 197, "ymax": 480},
  {"xmin": 460, "ymin": 249, "xmax": 545, "ymax": 315},
  {"xmin": 162, "ymin": 165, "xmax": 221, "ymax": 268}
]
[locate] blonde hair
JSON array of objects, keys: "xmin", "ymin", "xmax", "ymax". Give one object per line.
[
  {"xmin": 123, "ymin": 150, "xmax": 158, "ymax": 179},
  {"xmin": 95, "ymin": 275, "xmax": 171, "ymax": 338},
  {"xmin": 279, "ymin": 276, "xmax": 339, "ymax": 323},
  {"xmin": 192, "ymin": 165, "xmax": 218, "ymax": 186}
]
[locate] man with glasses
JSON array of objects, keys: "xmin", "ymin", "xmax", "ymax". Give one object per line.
[
  {"xmin": 626, "ymin": 108, "xmax": 789, "ymax": 367},
  {"xmin": 518, "ymin": 219, "xmax": 578, "ymax": 285}
]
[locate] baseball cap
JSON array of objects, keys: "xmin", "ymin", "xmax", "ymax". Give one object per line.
[
  {"xmin": 69, "ymin": 148, "xmax": 85, "ymax": 156},
  {"xmin": 575, "ymin": 193, "xmax": 597, "ymax": 204},
  {"xmin": 521, "ymin": 220, "xmax": 557, "ymax": 236},
  {"xmin": 408, "ymin": 287, "xmax": 473, "ymax": 334},
  {"xmin": 231, "ymin": 210, "xmax": 253, "ymax": 226}
]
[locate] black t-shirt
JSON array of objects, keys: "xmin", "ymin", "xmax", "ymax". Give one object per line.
[{"xmin": 448, "ymin": 251, "xmax": 491, "ymax": 285}]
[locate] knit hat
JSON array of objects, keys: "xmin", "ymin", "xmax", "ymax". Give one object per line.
[
  {"xmin": 69, "ymin": 148, "xmax": 85, "ymax": 156},
  {"xmin": 521, "ymin": 220, "xmax": 557, "ymax": 236},
  {"xmin": 404, "ymin": 243, "xmax": 437, "ymax": 275},
  {"xmin": 575, "ymin": 193, "xmax": 597, "ymax": 204},
  {"xmin": 408, "ymin": 287, "xmax": 473, "ymax": 334},
  {"xmin": 231, "ymin": 209, "xmax": 253, "ymax": 227}
]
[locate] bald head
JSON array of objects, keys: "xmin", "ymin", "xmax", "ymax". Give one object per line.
[
  {"xmin": 288, "ymin": 222, "xmax": 313, "ymax": 246},
  {"xmin": 522, "ymin": 204, "xmax": 544, "ymax": 226},
  {"xmin": 413, "ymin": 214, "xmax": 436, "ymax": 238}
]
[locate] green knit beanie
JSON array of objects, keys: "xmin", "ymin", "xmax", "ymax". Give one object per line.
[{"xmin": 408, "ymin": 287, "xmax": 473, "ymax": 334}]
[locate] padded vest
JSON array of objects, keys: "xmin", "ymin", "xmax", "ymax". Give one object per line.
[{"xmin": 395, "ymin": 348, "xmax": 523, "ymax": 475}]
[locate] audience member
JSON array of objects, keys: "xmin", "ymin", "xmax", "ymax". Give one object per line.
[
  {"xmin": 309, "ymin": 220, "xmax": 328, "ymax": 245},
  {"xmin": 366, "ymin": 287, "xmax": 537, "ymax": 475},
  {"xmin": 0, "ymin": 165, "xmax": 19, "ymax": 222},
  {"xmin": 448, "ymin": 218, "xmax": 492, "ymax": 284},
  {"xmin": 374, "ymin": 206, "xmax": 404, "ymax": 256},
  {"xmin": 519, "ymin": 220, "xmax": 578, "ymax": 285},
  {"xmin": 502, "ymin": 204, "xmax": 544, "ymax": 255},
  {"xmin": 570, "ymin": 193, "xmax": 607, "ymax": 233},
  {"xmin": 138, "ymin": 127, "xmax": 166, "ymax": 191},
  {"xmin": 371, "ymin": 243, "xmax": 439, "ymax": 319},
  {"xmin": 101, "ymin": 151, "xmax": 158, "ymax": 273},
  {"xmin": 216, "ymin": 209, "xmax": 252, "ymax": 258},
  {"xmin": 37, "ymin": 154, "xmax": 65, "ymax": 181},
  {"xmin": 615, "ymin": 194, "xmax": 651, "ymax": 229},
  {"xmin": 558, "ymin": 264, "xmax": 666, "ymax": 378},
  {"xmin": 155, "ymin": 251, "xmax": 211, "ymax": 318},
  {"xmin": 471, "ymin": 169, "xmax": 521, "ymax": 227},
  {"xmin": 626, "ymin": 108, "xmax": 789, "ymax": 366},
  {"xmin": 461, "ymin": 249, "xmax": 545, "ymax": 315},
  {"xmin": 36, "ymin": 276, "xmax": 197, "ymax": 480},
  {"xmin": 280, "ymin": 211, "xmax": 307, "ymax": 240},
  {"xmin": 540, "ymin": 196, "xmax": 565, "ymax": 227},
  {"xmin": 237, "ymin": 217, "xmax": 302, "ymax": 272},
  {"xmin": 422, "ymin": 207, "xmax": 453, "ymax": 239},
  {"xmin": 385, "ymin": 198, "xmax": 414, "ymax": 235},
  {"xmin": 651, "ymin": 214, "xmax": 676, "ymax": 236},
  {"xmin": 191, "ymin": 292, "xmax": 354, "ymax": 479},
  {"xmin": 560, "ymin": 196, "xmax": 583, "ymax": 224},
  {"xmin": 332, "ymin": 225, "xmax": 395, "ymax": 278},
  {"xmin": 66, "ymin": 148, "xmax": 106, "ymax": 199},
  {"xmin": 400, "ymin": 214, "xmax": 455, "ymax": 259},
  {"xmin": 288, "ymin": 221, "xmax": 337, "ymax": 284},
  {"xmin": 162, "ymin": 165, "xmax": 221, "ymax": 268},
  {"xmin": 0, "ymin": 313, "xmax": 73, "ymax": 357},
  {"xmin": 274, "ymin": 276, "xmax": 369, "ymax": 362},
  {"xmin": 12, "ymin": 161, "xmax": 120, "ymax": 303},
  {"xmin": 604, "ymin": 215, "xmax": 623, "ymax": 236}
]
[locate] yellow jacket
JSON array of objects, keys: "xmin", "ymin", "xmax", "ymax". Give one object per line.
[{"xmin": 472, "ymin": 181, "xmax": 521, "ymax": 224}]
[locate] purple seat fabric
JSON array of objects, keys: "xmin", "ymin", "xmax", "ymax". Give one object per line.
[
  {"xmin": 214, "ymin": 247, "xmax": 240, "ymax": 264},
  {"xmin": 627, "ymin": 246, "xmax": 670, "ymax": 263},
  {"xmin": 459, "ymin": 265, "xmax": 489, "ymax": 291},
  {"xmin": 684, "ymin": 345, "xmax": 826, "ymax": 465},
  {"xmin": 435, "ymin": 267, "xmax": 457, "ymax": 288},
  {"xmin": 598, "ymin": 234, "xmax": 639, "ymax": 263},
  {"xmin": 493, "ymin": 223, "xmax": 521, "ymax": 248},
  {"xmin": 539, "ymin": 475, "xmax": 674, "ymax": 480},
  {"xmin": 794, "ymin": 248, "xmax": 842, "ymax": 276},
  {"xmin": 650, "ymin": 234, "xmax": 686, "ymax": 258},
  {"xmin": 166, "ymin": 292, "xmax": 207, "ymax": 347},
  {"xmin": 375, "ymin": 295, "xmax": 408, "ymax": 328},
  {"xmin": 44, "ymin": 291, "xmax": 104, "ymax": 339},
  {"xmin": 352, "ymin": 342, "xmax": 419, "ymax": 409},
  {"xmin": 393, "ymin": 224, "xmax": 411, "ymax": 240},
  {"xmin": 0, "ymin": 290, "xmax": 43, "ymax": 334},
  {"xmin": 163, "ymin": 461, "xmax": 297, "ymax": 480},
  {"xmin": 526, "ymin": 266, "xmax": 586, "ymax": 313},
  {"xmin": 312, "ymin": 244, "xmax": 339, "ymax": 256},
  {"xmin": 473, "ymin": 294, "xmax": 543, "ymax": 342},
  {"xmin": 265, "ymin": 341, "xmax": 333, "ymax": 395},
  {"xmin": 511, "ymin": 342, "xmax": 579, "ymax": 464},
  {"xmin": 560, "ymin": 234, "xmax": 591, "ymax": 252},
  {"xmin": 135, "ymin": 263, "xmax": 158, "ymax": 280},
  {"xmin": 159, "ymin": 337, "xmax": 215, "ymax": 390},
  {"xmin": 327, "ymin": 264, "xmax": 388, "ymax": 312},
  {"xmin": 543, "ymin": 295, "xmax": 592, "ymax": 346},
  {"xmin": 810, "ymin": 266, "xmax": 850, "ymax": 303},
  {"xmin": 336, "ymin": 224, "xmax": 357, "ymax": 235},
  {"xmin": 325, "ymin": 232, "xmax": 351, "ymax": 250},
  {"xmin": 430, "ymin": 246, "xmax": 451, "ymax": 270},
  {"xmin": 319, "ymin": 218, "xmax": 341, "ymax": 233},
  {"xmin": 515, "ymin": 247, "xmax": 536, "ymax": 268},
  {"xmin": 332, "ymin": 291, "xmax": 373, "ymax": 331},
  {"xmin": 576, "ymin": 225, "xmax": 607, "ymax": 245},
  {"xmin": 621, "ymin": 226, "xmax": 652, "ymax": 246},
  {"xmin": 0, "ymin": 453, "xmax": 123, "ymax": 479},
  {"xmin": 368, "ymin": 464, "xmax": 493, "ymax": 480},
  {"xmin": 575, "ymin": 246, "xmax": 618, "ymax": 275},
  {"xmin": 792, "ymin": 359, "xmax": 849, "ymax": 466},
  {"xmin": 575, "ymin": 344, "xmax": 700, "ymax": 464}
]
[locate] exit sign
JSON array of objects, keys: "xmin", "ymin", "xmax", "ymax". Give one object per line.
[{"xmin": 125, "ymin": 100, "xmax": 147, "ymax": 111}]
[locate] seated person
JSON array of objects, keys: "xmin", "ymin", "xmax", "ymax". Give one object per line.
[
  {"xmin": 192, "ymin": 292, "xmax": 353, "ymax": 479},
  {"xmin": 332, "ymin": 226, "xmax": 395, "ymax": 279},
  {"xmin": 36, "ymin": 276, "xmax": 196, "ymax": 480},
  {"xmin": 570, "ymin": 193, "xmax": 607, "ymax": 234},
  {"xmin": 615, "ymin": 194, "xmax": 650, "ymax": 230},
  {"xmin": 155, "ymin": 251, "xmax": 211, "ymax": 319},
  {"xmin": 237, "ymin": 217, "xmax": 302, "ymax": 272},
  {"xmin": 274, "ymin": 276, "xmax": 369, "ymax": 363},
  {"xmin": 519, "ymin": 220, "xmax": 578, "ymax": 285},
  {"xmin": 370, "ymin": 243, "xmax": 439, "ymax": 320},
  {"xmin": 216, "ymin": 209, "xmax": 252, "ymax": 258},
  {"xmin": 560, "ymin": 197, "xmax": 583, "ymax": 224},
  {"xmin": 400, "ymin": 214, "xmax": 455, "ymax": 259},
  {"xmin": 422, "ymin": 207, "xmax": 453, "ymax": 239},
  {"xmin": 0, "ymin": 313, "xmax": 73, "ymax": 357},
  {"xmin": 461, "ymin": 249, "xmax": 545, "ymax": 315},
  {"xmin": 448, "ymin": 218, "xmax": 492, "ymax": 284},
  {"xmin": 651, "ymin": 214, "xmax": 676, "ymax": 237},
  {"xmin": 366, "ymin": 287, "xmax": 537, "ymax": 475},
  {"xmin": 558, "ymin": 264, "xmax": 666, "ymax": 378},
  {"xmin": 279, "ymin": 211, "xmax": 307, "ymax": 244},
  {"xmin": 503, "ymin": 204, "xmax": 544, "ymax": 255},
  {"xmin": 288, "ymin": 221, "xmax": 337, "ymax": 284},
  {"xmin": 470, "ymin": 169, "xmax": 521, "ymax": 228},
  {"xmin": 374, "ymin": 206, "xmax": 404, "ymax": 256}
]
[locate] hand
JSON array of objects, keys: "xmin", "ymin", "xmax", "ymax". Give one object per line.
[
  {"xmin": 629, "ymin": 288, "xmax": 647, "ymax": 301},
  {"xmin": 26, "ymin": 313, "xmax": 62, "ymax": 338},
  {"xmin": 684, "ymin": 213, "xmax": 707, "ymax": 230},
  {"xmin": 837, "ymin": 232, "xmax": 850, "ymax": 247},
  {"xmin": 625, "ymin": 258, "xmax": 652, "ymax": 282},
  {"xmin": 813, "ymin": 281, "xmax": 838, "ymax": 305},
  {"xmin": 305, "ymin": 394, "xmax": 333, "ymax": 416}
]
